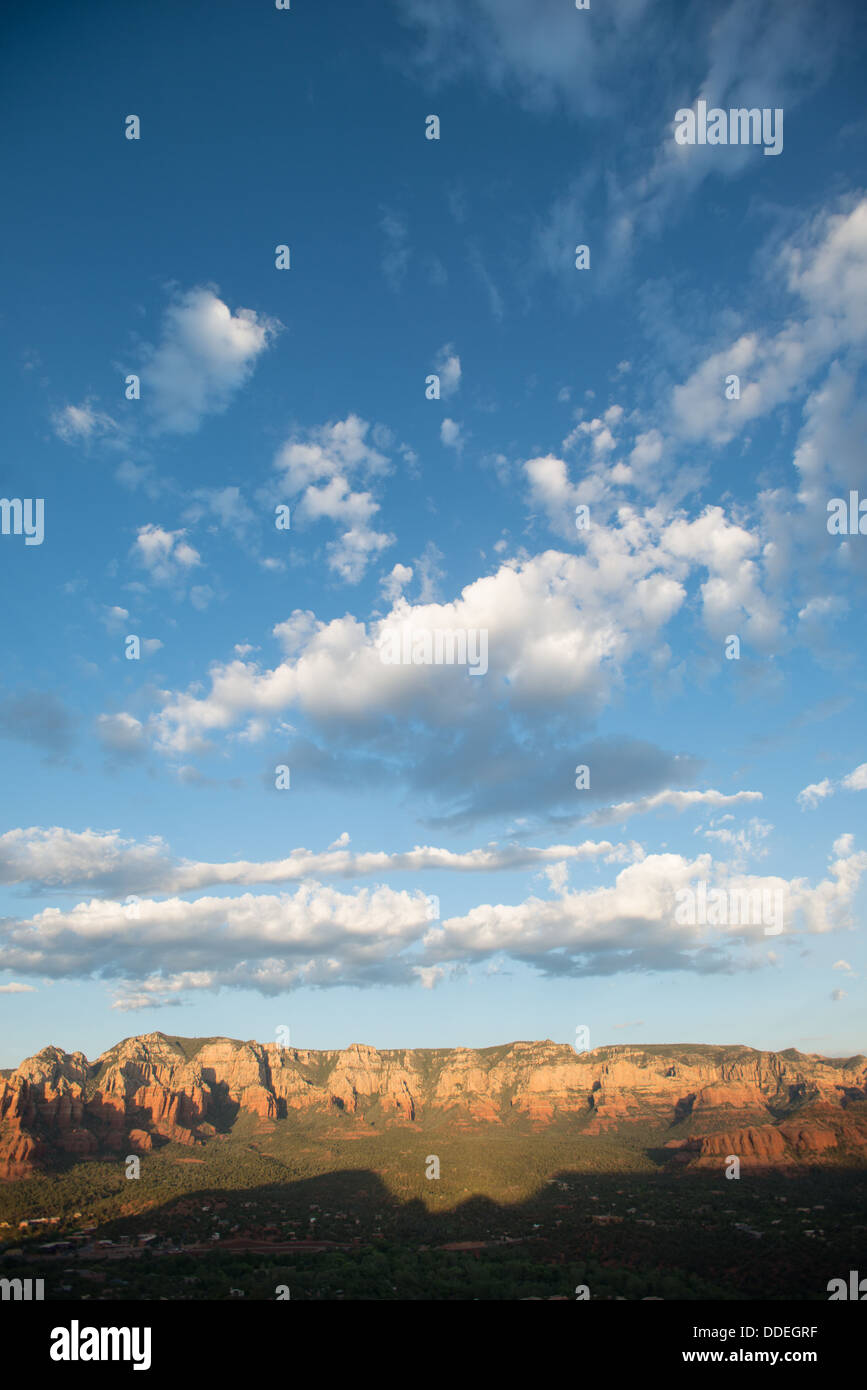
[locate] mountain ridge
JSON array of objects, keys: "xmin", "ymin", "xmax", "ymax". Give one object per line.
[{"xmin": 1, "ymin": 1033, "xmax": 866, "ymax": 1179}]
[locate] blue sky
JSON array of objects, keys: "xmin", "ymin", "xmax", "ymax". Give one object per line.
[{"xmin": 1, "ymin": 0, "xmax": 866, "ymax": 1066}]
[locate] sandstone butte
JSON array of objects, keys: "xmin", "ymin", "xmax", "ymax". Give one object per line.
[{"xmin": 0, "ymin": 1034, "xmax": 865, "ymax": 1179}]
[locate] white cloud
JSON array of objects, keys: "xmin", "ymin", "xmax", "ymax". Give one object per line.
[
  {"xmin": 141, "ymin": 287, "xmax": 278, "ymax": 434},
  {"xmin": 328, "ymin": 521, "xmax": 394, "ymax": 585},
  {"xmin": 797, "ymin": 779, "xmax": 834, "ymax": 810},
  {"xmin": 525, "ymin": 455, "xmax": 584, "ymax": 539},
  {"xmin": 585, "ymin": 788, "xmax": 762, "ymax": 827},
  {"xmin": 525, "ymin": 452, "xmax": 781, "ymax": 647},
  {"xmin": 672, "ymin": 199, "xmax": 867, "ymax": 446},
  {"xmin": 797, "ymin": 764, "xmax": 867, "ymax": 807},
  {"xmin": 380, "ymin": 563, "xmax": 413, "ymax": 603},
  {"xmin": 131, "ymin": 525, "xmax": 201, "ymax": 586},
  {"xmin": 701, "ymin": 817, "xmax": 773, "ymax": 863},
  {"xmin": 797, "ymin": 596, "xmax": 848, "ymax": 626},
  {"xmin": 52, "ymin": 401, "xmax": 117, "ymax": 443},
  {"xmin": 662, "ymin": 507, "xmax": 782, "ymax": 647},
  {"xmin": 628, "ymin": 430, "xmax": 664, "ymax": 488},
  {"xmin": 3, "ymin": 838, "xmax": 862, "ymax": 1002},
  {"xmin": 562, "ymin": 413, "xmax": 619, "ymax": 457},
  {"xmin": 273, "ymin": 416, "xmax": 395, "ymax": 584},
  {"xmin": 413, "ymin": 542, "xmax": 445, "ymax": 602},
  {"xmin": 0, "ymin": 824, "xmax": 637, "ymax": 897},
  {"xmin": 145, "ymin": 543, "xmax": 689, "ymax": 755},
  {"xmin": 544, "ymin": 861, "xmax": 569, "ymax": 894},
  {"xmin": 432, "ymin": 343, "xmax": 461, "ymax": 397},
  {"xmin": 0, "ymin": 882, "xmax": 451, "ymax": 1004},
  {"xmin": 832, "ymin": 959, "xmax": 855, "ymax": 977},
  {"xmin": 0, "ymin": 825, "xmax": 166, "ymax": 890},
  {"xmin": 275, "ymin": 415, "xmax": 389, "ymax": 492},
  {"xmin": 412, "ymin": 966, "xmax": 444, "ymax": 990},
  {"xmin": 440, "ymin": 418, "xmax": 463, "ymax": 451},
  {"xmin": 842, "ymin": 762, "xmax": 867, "ymax": 791},
  {"xmin": 0, "ymin": 981, "xmax": 36, "ymax": 994},
  {"xmin": 423, "ymin": 840, "xmax": 867, "ymax": 975},
  {"xmin": 529, "ymin": 461, "xmax": 783, "ymax": 645}
]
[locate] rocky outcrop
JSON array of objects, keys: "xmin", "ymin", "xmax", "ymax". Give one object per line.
[
  {"xmin": 1, "ymin": 1034, "xmax": 865, "ymax": 1178},
  {"xmin": 665, "ymin": 1111, "xmax": 867, "ymax": 1168}
]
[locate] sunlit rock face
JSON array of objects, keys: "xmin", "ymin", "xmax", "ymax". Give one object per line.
[{"xmin": 1, "ymin": 1034, "xmax": 865, "ymax": 1177}]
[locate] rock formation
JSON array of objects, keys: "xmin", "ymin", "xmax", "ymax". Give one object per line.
[{"xmin": 1, "ymin": 1034, "xmax": 865, "ymax": 1178}]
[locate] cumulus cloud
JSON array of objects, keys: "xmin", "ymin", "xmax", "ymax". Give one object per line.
[
  {"xmin": 380, "ymin": 563, "xmax": 413, "ymax": 603},
  {"xmin": 0, "ymin": 882, "xmax": 444, "ymax": 1005},
  {"xmin": 141, "ymin": 287, "xmax": 278, "ymax": 434},
  {"xmin": 99, "ymin": 522, "xmax": 740, "ymax": 827},
  {"xmin": 95, "ymin": 431, "xmax": 831, "ymax": 824},
  {"xmin": 563, "ymin": 411, "xmax": 619, "ymax": 457},
  {"xmin": 662, "ymin": 508, "xmax": 782, "ymax": 648},
  {"xmin": 422, "ymin": 839, "xmax": 867, "ymax": 977},
  {"xmin": 798, "ymin": 763, "xmax": 867, "ymax": 807},
  {"xmin": 3, "ymin": 836, "xmax": 858, "ymax": 1003},
  {"xmin": 142, "ymin": 541, "xmax": 687, "ymax": 761},
  {"xmin": 842, "ymin": 762, "xmax": 867, "ymax": 791},
  {"xmin": 525, "ymin": 449, "xmax": 783, "ymax": 646},
  {"xmin": 523, "ymin": 202, "xmax": 867, "ymax": 650},
  {"xmin": 797, "ymin": 778, "xmax": 834, "ymax": 810},
  {"xmin": 0, "ymin": 825, "xmax": 168, "ymax": 893},
  {"xmin": 272, "ymin": 415, "xmax": 395, "ymax": 583},
  {"xmin": 131, "ymin": 524, "xmax": 201, "ymax": 586}
]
